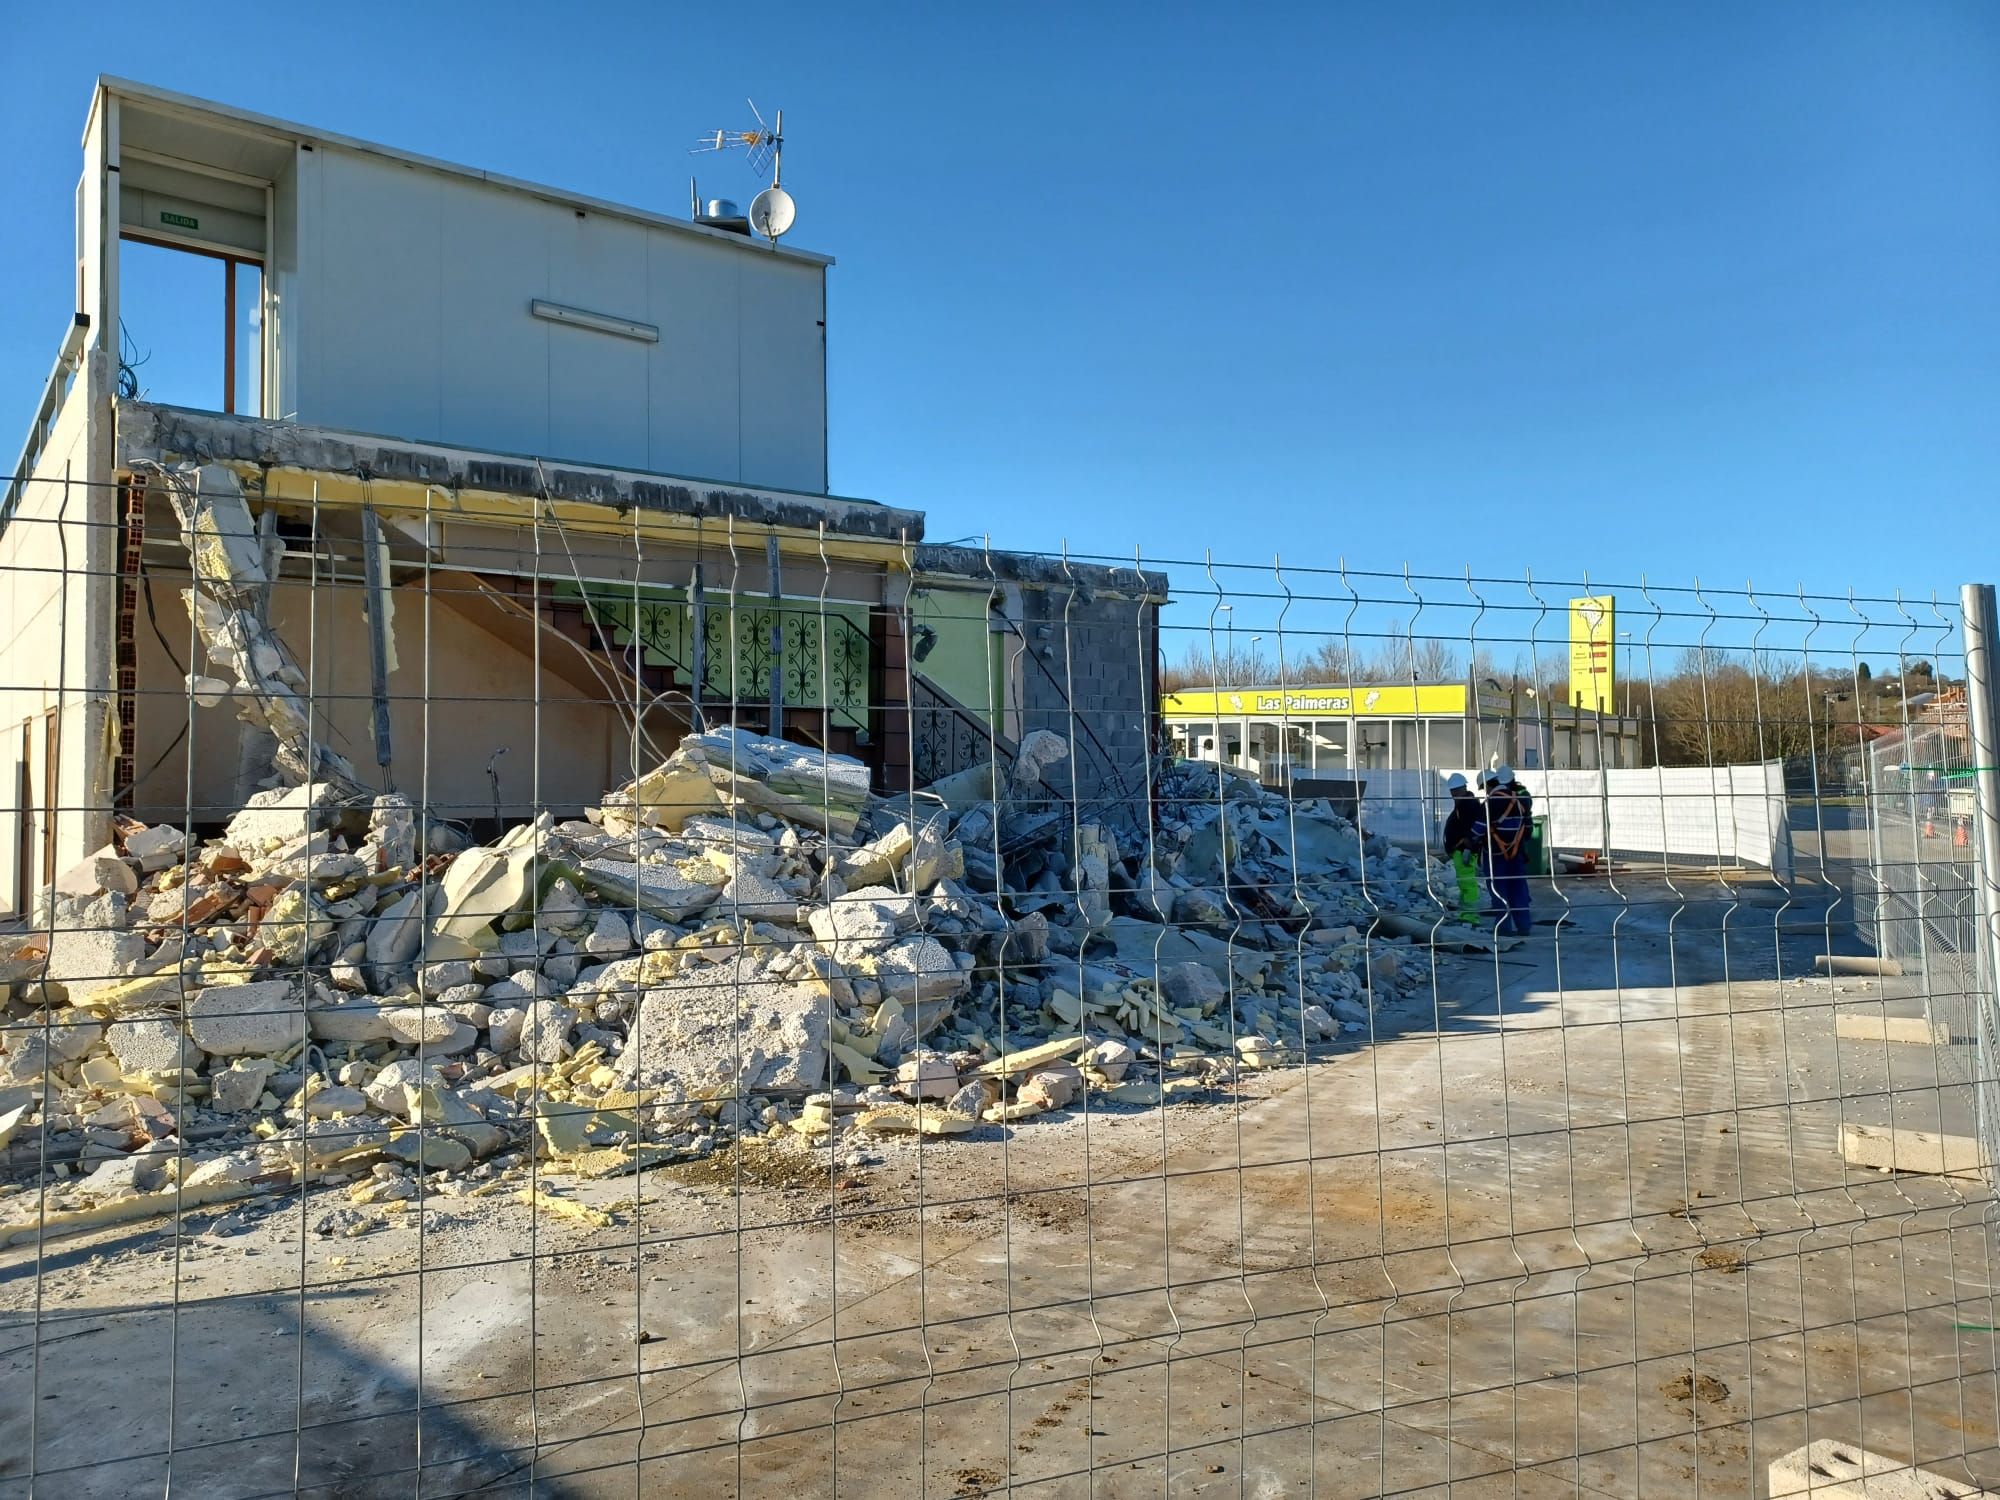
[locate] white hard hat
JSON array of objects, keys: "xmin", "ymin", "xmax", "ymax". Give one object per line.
[
  {"xmin": 1494, "ymin": 764, "xmax": 1516, "ymax": 784},
  {"xmin": 1476, "ymin": 768, "xmax": 1499, "ymax": 786},
  {"xmin": 1445, "ymin": 773, "xmax": 1469, "ymax": 791}
]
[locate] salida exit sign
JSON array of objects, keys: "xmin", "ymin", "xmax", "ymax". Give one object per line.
[{"xmin": 159, "ymin": 210, "xmax": 199, "ymax": 230}]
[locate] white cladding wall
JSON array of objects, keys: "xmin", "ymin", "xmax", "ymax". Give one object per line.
[{"xmin": 284, "ymin": 144, "xmax": 826, "ymax": 492}]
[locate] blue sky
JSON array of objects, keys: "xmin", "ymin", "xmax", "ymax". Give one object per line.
[{"xmin": 2, "ymin": 1, "xmax": 1995, "ymax": 643}]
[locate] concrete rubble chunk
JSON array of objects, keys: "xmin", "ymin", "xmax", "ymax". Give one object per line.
[
  {"xmin": 306, "ymin": 990, "xmax": 392, "ymax": 1043},
  {"xmin": 384, "ymin": 1131, "xmax": 473, "ymax": 1173},
  {"xmin": 378, "ymin": 1006, "xmax": 462, "ymax": 1048},
  {"xmin": 210, "ymin": 1058, "xmax": 273, "ymax": 1113},
  {"xmin": 1083, "ymin": 1038, "xmax": 1136, "ymax": 1084},
  {"xmin": 894, "ymin": 1050, "xmax": 959, "ymax": 1102},
  {"xmin": 614, "ymin": 954, "xmax": 830, "ymax": 1100},
  {"xmin": 576, "ymin": 857, "xmax": 723, "ymax": 923},
  {"xmin": 225, "ymin": 783, "xmax": 341, "ymax": 853},
  {"xmin": 865, "ymin": 935, "xmax": 972, "ymax": 1008},
  {"xmin": 426, "ymin": 816, "xmax": 548, "ymax": 959},
  {"xmin": 1160, "ymin": 960, "xmax": 1227, "ymax": 1013},
  {"xmin": 89, "ymin": 847, "xmax": 140, "ymax": 897},
  {"xmin": 365, "ymin": 888, "xmax": 426, "ymax": 975},
  {"xmin": 519, "ymin": 1001, "xmax": 578, "ymax": 1064},
  {"xmin": 108, "ymin": 1016, "xmax": 204, "ymax": 1076},
  {"xmin": 364, "ymin": 1058, "xmax": 441, "ymax": 1118},
  {"xmin": 489, "ymin": 1006, "xmax": 528, "ymax": 1054},
  {"xmin": 368, "ymin": 794, "xmax": 417, "ymax": 870},
  {"xmin": 419, "ymin": 959, "xmax": 477, "ymax": 997},
  {"xmin": 186, "ymin": 980, "xmax": 306, "ymax": 1057},
  {"xmin": 838, "ymin": 820, "xmax": 913, "ymax": 888},
  {"xmin": 718, "ymin": 869, "xmax": 798, "ymax": 922},
  {"xmin": 1018, "ymin": 1063, "xmax": 1082, "ymax": 1112},
  {"xmin": 581, "ymin": 911, "xmax": 632, "ymax": 958},
  {"xmin": 125, "ymin": 824, "xmax": 189, "ymax": 873},
  {"xmin": 806, "ymin": 886, "xmax": 912, "ymax": 949},
  {"xmin": 40, "ymin": 891, "xmax": 146, "ymax": 1003},
  {"xmin": 944, "ymin": 1077, "xmax": 998, "ymax": 1118},
  {"xmin": 304, "ymin": 1085, "xmax": 369, "ymax": 1119}
]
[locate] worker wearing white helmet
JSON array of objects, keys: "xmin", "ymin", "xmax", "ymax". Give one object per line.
[
  {"xmin": 1439, "ymin": 772, "xmax": 1482, "ymax": 925},
  {"xmin": 1483, "ymin": 765, "xmax": 1533, "ymax": 936}
]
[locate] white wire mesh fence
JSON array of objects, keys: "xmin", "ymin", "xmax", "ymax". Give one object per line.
[{"xmin": 0, "ymin": 468, "xmax": 1996, "ymax": 1496}]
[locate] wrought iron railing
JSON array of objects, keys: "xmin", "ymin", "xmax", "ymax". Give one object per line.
[
  {"xmin": 563, "ymin": 581, "xmax": 872, "ymax": 730},
  {"xmin": 911, "ymin": 670, "xmax": 1015, "ymax": 787}
]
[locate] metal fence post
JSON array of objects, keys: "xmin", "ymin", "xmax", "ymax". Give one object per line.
[{"xmin": 1958, "ymin": 582, "xmax": 2000, "ymax": 1174}]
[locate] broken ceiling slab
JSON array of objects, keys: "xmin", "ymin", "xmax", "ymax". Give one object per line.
[{"xmin": 117, "ymin": 402, "xmax": 924, "ymax": 547}]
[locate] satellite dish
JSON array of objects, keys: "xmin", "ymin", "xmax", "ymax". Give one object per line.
[{"xmin": 749, "ymin": 186, "xmax": 797, "ymax": 243}]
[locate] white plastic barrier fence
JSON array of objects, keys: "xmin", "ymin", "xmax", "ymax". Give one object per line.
[{"xmin": 1344, "ymin": 761, "xmax": 1794, "ymax": 877}]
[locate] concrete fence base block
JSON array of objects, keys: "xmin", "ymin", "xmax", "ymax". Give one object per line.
[
  {"xmin": 1769, "ymin": 1439, "xmax": 1994, "ymax": 1497},
  {"xmin": 1840, "ymin": 1123, "xmax": 1987, "ymax": 1179},
  {"xmin": 1835, "ymin": 1014, "xmax": 1953, "ymax": 1047}
]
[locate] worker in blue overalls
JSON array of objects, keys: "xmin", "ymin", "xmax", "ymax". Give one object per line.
[{"xmin": 1482, "ymin": 764, "xmax": 1533, "ymax": 936}]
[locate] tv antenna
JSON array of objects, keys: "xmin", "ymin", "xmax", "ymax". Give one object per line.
[
  {"xmin": 692, "ymin": 101, "xmax": 796, "ymax": 244},
  {"xmin": 693, "ymin": 100, "xmax": 784, "ymax": 187}
]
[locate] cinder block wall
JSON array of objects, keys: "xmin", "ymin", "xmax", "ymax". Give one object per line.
[{"xmin": 1016, "ymin": 585, "xmax": 1158, "ymax": 808}]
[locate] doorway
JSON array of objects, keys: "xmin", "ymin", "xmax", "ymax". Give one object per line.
[{"xmin": 119, "ymin": 237, "xmax": 264, "ymax": 416}]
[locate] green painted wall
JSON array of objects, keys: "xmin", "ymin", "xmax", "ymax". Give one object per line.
[
  {"xmin": 556, "ymin": 580, "xmax": 872, "ymax": 729},
  {"xmin": 912, "ymin": 586, "xmax": 1002, "ymax": 725}
]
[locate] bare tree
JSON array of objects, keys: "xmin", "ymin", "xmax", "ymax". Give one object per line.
[
  {"xmin": 1369, "ymin": 636, "xmax": 1461, "ymax": 682},
  {"xmin": 1159, "ymin": 638, "xmax": 1276, "ymax": 693}
]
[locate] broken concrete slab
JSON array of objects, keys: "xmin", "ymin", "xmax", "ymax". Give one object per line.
[
  {"xmin": 1768, "ymin": 1440, "xmax": 1995, "ymax": 1498},
  {"xmin": 185, "ymin": 980, "xmax": 306, "ymax": 1057},
  {"xmin": 1840, "ymin": 1123, "xmax": 1984, "ymax": 1179},
  {"xmin": 364, "ymin": 888, "xmax": 426, "ymax": 975},
  {"xmin": 864, "ymin": 935, "xmax": 972, "ymax": 1009},
  {"xmin": 1833, "ymin": 1013, "xmax": 1952, "ymax": 1047},
  {"xmin": 806, "ymin": 886, "xmax": 912, "ymax": 950},
  {"xmin": 107, "ymin": 1016, "xmax": 204, "ymax": 1076},
  {"xmin": 377, "ymin": 1007, "xmax": 463, "ymax": 1048},
  {"xmin": 305, "ymin": 991, "xmax": 393, "ymax": 1044},
  {"xmin": 224, "ymin": 783, "xmax": 342, "ymax": 852},
  {"xmin": 613, "ymin": 954, "xmax": 830, "ymax": 1102},
  {"xmin": 575, "ymin": 857, "xmax": 723, "ymax": 924},
  {"xmin": 716, "ymin": 869, "xmax": 798, "ymax": 922},
  {"xmin": 426, "ymin": 817, "xmax": 547, "ymax": 959},
  {"xmin": 209, "ymin": 1058, "xmax": 273, "ymax": 1113},
  {"xmin": 124, "ymin": 824, "xmax": 189, "ymax": 873}
]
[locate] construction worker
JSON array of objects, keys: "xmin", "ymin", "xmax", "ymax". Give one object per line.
[
  {"xmin": 1483, "ymin": 764, "xmax": 1533, "ymax": 936},
  {"xmin": 1440, "ymin": 773, "xmax": 1483, "ymax": 925}
]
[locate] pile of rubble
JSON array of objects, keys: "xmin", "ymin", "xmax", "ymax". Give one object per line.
[{"xmin": 0, "ymin": 730, "xmax": 1453, "ymax": 1242}]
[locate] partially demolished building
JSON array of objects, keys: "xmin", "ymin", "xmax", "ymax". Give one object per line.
[
  {"xmin": 0, "ymin": 80, "xmax": 1457, "ymax": 1242},
  {"xmin": 3, "ymin": 78, "xmax": 1162, "ymax": 900}
]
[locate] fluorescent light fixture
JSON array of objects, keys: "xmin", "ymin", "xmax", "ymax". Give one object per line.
[{"xmin": 529, "ymin": 299, "xmax": 659, "ymax": 343}]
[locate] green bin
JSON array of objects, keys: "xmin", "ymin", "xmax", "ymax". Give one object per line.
[{"xmin": 1528, "ymin": 816, "xmax": 1548, "ymax": 877}]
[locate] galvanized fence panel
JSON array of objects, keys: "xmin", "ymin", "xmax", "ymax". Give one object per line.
[{"xmin": 0, "ymin": 468, "xmax": 1995, "ymax": 1496}]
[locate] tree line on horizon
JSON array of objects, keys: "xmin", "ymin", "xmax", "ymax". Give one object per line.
[{"xmin": 1159, "ymin": 636, "xmax": 1950, "ymax": 770}]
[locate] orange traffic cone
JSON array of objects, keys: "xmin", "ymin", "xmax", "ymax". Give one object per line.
[
  {"xmin": 1956, "ymin": 818, "xmax": 1970, "ymax": 849},
  {"xmin": 1924, "ymin": 816, "xmax": 1937, "ymax": 838}
]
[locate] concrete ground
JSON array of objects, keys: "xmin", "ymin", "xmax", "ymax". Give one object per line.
[{"xmin": 4, "ymin": 870, "xmax": 1998, "ymax": 1498}]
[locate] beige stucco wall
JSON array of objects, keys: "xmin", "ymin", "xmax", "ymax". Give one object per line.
[
  {"xmin": 0, "ymin": 390, "xmax": 106, "ymax": 913},
  {"xmin": 129, "ymin": 567, "xmax": 647, "ymax": 829}
]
